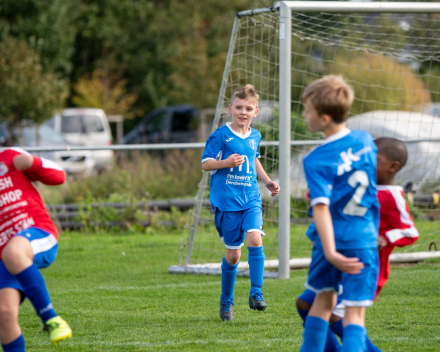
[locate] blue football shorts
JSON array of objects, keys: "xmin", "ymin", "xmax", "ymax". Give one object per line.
[
  {"xmin": 0, "ymin": 227, "xmax": 58, "ymax": 294},
  {"xmin": 214, "ymin": 206, "xmax": 264, "ymax": 249},
  {"xmin": 305, "ymin": 246, "xmax": 379, "ymax": 307}
]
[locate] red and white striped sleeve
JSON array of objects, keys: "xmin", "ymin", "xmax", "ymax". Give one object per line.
[{"xmin": 377, "ymin": 186, "xmax": 419, "ymax": 247}]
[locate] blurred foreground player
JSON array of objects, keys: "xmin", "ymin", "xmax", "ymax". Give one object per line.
[
  {"xmin": 0, "ymin": 148, "xmax": 72, "ymax": 352},
  {"xmin": 296, "ymin": 137, "xmax": 419, "ymax": 352}
]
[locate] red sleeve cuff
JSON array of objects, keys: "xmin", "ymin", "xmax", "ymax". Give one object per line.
[{"xmin": 27, "ymin": 156, "xmax": 43, "ymax": 173}]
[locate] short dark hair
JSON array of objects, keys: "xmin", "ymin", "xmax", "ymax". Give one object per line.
[{"xmin": 375, "ymin": 137, "xmax": 408, "ymax": 170}]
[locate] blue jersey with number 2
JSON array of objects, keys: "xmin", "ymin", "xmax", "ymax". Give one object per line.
[
  {"xmin": 202, "ymin": 122, "xmax": 262, "ymax": 211},
  {"xmin": 303, "ymin": 128, "xmax": 379, "ymax": 250}
]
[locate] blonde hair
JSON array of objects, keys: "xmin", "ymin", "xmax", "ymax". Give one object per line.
[
  {"xmin": 231, "ymin": 84, "xmax": 259, "ymax": 107},
  {"xmin": 302, "ymin": 75, "xmax": 354, "ymax": 123}
]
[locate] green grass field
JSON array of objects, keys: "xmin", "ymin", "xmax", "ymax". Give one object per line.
[{"xmin": 19, "ymin": 230, "xmax": 440, "ymax": 351}]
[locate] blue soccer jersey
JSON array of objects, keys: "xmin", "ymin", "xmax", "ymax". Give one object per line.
[
  {"xmin": 202, "ymin": 122, "xmax": 262, "ymax": 211},
  {"xmin": 303, "ymin": 128, "xmax": 379, "ymax": 250}
]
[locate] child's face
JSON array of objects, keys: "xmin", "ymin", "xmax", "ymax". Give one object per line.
[
  {"xmin": 229, "ymin": 97, "xmax": 259, "ymax": 129},
  {"xmin": 302, "ymin": 99, "xmax": 323, "ymax": 132},
  {"xmin": 376, "ymin": 151, "xmax": 400, "ymax": 185}
]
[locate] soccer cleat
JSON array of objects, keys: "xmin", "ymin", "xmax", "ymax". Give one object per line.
[
  {"xmin": 43, "ymin": 316, "xmax": 72, "ymax": 345},
  {"xmin": 249, "ymin": 292, "xmax": 267, "ymax": 311},
  {"xmin": 219, "ymin": 297, "xmax": 235, "ymax": 321}
]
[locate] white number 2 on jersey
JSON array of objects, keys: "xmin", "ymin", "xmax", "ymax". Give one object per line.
[{"xmin": 342, "ymin": 170, "xmax": 369, "ymax": 217}]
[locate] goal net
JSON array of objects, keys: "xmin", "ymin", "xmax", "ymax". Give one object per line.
[{"xmin": 171, "ymin": 3, "xmax": 440, "ymax": 276}]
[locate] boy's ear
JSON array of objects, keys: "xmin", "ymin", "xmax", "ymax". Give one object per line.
[
  {"xmin": 320, "ymin": 114, "xmax": 332, "ymax": 127},
  {"xmin": 389, "ymin": 160, "xmax": 401, "ymax": 174}
]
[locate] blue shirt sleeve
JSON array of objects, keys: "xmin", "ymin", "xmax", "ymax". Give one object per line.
[
  {"xmin": 202, "ymin": 133, "xmax": 222, "ymax": 164},
  {"xmin": 303, "ymin": 156, "xmax": 334, "ymax": 206}
]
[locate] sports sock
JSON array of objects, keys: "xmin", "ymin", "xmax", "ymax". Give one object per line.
[
  {"xmin": 221, "ymin": 257, "xmax": 238, "ymax": 300},
  {"xmin": 297, "ymin": 308, "xmax": 341, "ymax": 351},
  {"xmin": 297, "ymin": 309, "xmax": 309, "ymax": 323},
  {"xmin": 1, "ymin": 334, "xmax": 25, "ymax": 352},
  {"xmin": 342, "ymin": 325, "xmax": 366, "ymax": 352},
  {"xmin": 300, "ymin": 316, "xmax": 329, "ymax": 352},
  {"xmin": 14, "ymin": 265, "xmax": 57, "ymax": 323},
  {"xmin": 365, "ymin": 333, "xmax": 381, "ymax": 352},
  {"xmin": 331, "ymin": 319, "xmax": 344, "ymax": 338},
  {"xmin": 248, "ymin": 246, "xmax": 264, "ymax": 295}
]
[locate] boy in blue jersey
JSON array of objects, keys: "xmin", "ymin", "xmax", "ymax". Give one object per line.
[
  {"xmin": 299, "ymin": 75, "xmax": 379, "ymax": 352},
  {"xmin": 201, "ymin": 84, "xmax": 280, "ymax": 321}
]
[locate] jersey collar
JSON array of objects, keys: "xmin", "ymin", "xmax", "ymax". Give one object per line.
[
  {"xmin": 321, "ymin": 128, "xmax": 351, "ymax": 145},
  {"xmin": 226, "ymin": 122, "xmax": 252, "ymax": 139}
]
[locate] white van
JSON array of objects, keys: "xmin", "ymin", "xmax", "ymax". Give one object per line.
[{"xmin": 47, "ymin": 108, "xmax": 113, "ymax": 171}]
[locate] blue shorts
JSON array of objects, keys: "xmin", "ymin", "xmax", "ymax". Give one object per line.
[
  {"xmin": 0, "ymin": 227, "xmax": 58, "ymax": 294},
  {"xmin": 305, "ymin": 247, "xmax": 379, "ymax": 307},
  {"xmin": 214, "ymin": 206, "xmax": 264, "ymax": 249}
]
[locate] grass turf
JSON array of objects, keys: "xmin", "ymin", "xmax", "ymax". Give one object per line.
[{"xmin": 19, "ymin": 231, "xmax": 440, "ymax": 351}]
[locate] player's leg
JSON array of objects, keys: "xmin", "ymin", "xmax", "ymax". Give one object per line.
[
  {"xmin": 2, "ymin": 228, "xmax": 72, "ymax": 345},
  {"xmin": 297, "ymin": 289, "xmax": 342, "ymax": 352},
  {"xmin": 330, "ymin": 309, "xmax": 381, "ymax": 352},
  {"xmin": 340, "ymin": 248, "xmax": 379, "ymax": 352},
  {"xmin": 300, "ymin": 290, "xmax": 335, "ymax": 352},
  {"xmin": 0, "ymin": 262, "xmax": 25, "ymax": 352},
  {"xmin": 243, "ymin": 207, "xmax": 266, "ymax": 311},
  {"xmin": 300, "ymin": 247, "xmax": 340, "ymax": 352},
  {"xmin": 216, "ymin": 210, "xmax": 243, "ymax": 321}
]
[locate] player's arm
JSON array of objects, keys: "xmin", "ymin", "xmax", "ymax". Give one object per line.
[
  {"xmin": 13, "ymin": 153, "xmax": 65, "ymax": 185},
  {"xmin": 255, "ymin": 158, "xmax": 280, "ymax": 196},
  {"xmin": 202, "ymin": 154, "xmax": 244, "ymax": 171},
  {"xmin": 313, "ymin": 204, "xmax": 364, "ymax": 274}
]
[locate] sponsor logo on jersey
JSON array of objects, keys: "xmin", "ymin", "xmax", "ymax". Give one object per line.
[
  {"xmin": 249, "ymin": 139, "xmax": 256, "ymax": 150},
  {"xmin": 0, "ymin": 162, "xmax": 8, "ymax": 176},
  {"xmin": 226, "ymin": 138, "xmax": 233, "ymax": 142}
]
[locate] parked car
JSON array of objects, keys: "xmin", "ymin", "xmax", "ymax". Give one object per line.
[
  {"xmin": 47, "ymin": 108, "xmax": 113, "ymax": 170},
  {"xmin": 122, "ymin": 105, "xmax": 198, "ymax": 144},
  {"xmin": 0, "ymin": 123, "xmax": 94, "ymax": 175}
]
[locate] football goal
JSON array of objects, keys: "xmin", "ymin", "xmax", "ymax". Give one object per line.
[{"xmin": 170, "ymin": 1, "xmax": 440, "ymax": 279}]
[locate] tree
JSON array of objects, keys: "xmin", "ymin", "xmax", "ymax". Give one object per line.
[{"xmin": 0, "ymin": 37, "xmax": 69, "ymax": 142}]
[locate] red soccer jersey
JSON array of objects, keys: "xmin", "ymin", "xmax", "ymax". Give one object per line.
[
  {"xmin": 0, "ymin": 148, "xmax": 65, "ymax": 259},
  {"xmin": 375, "ymin": 185, "xmax": 419, "ymax": 299}
]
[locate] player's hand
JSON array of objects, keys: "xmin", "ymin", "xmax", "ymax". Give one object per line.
[
  {"xmin": 225, "ymin": 154, "xmax": 244, "ymax": 168},
  {"xmin": 13, "ymin": 154, "xmax": 34, "ymax": 171},
  {"xmin": 303, "ymin": 189, "xmax": 311, "ymax": 202},
  {"xmin": 325, "ymin": 251, "xmax": 364, "ymax": 274},
  {"xmin": 377, "ymin": 236, "xmax": 388, "ymax": 250},
  {"xmin": 265, "ymin": 181, "xmax": 280, "ymax": 196}
]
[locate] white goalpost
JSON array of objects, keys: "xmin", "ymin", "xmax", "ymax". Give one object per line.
[{"xmin": 170, "ymin": 1, "xmax": 440, "ymax": 279}]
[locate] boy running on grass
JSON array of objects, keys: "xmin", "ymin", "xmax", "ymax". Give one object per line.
[
  {"xmin": 201, "ymin": 84, "xmax": 280, "ymax": 321},
  {"xmin": 299, "ymin": 75, "xmax": 379, "ymax": 352},
  {"xmin": 0, "ymin": 148, "xmax": 72, "ymax": 352},
  {"xmin": 296, "ymin": 137, "xmax": 419, "ymax": 352}
]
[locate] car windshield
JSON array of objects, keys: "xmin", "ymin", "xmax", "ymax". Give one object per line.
[{"xmin": 61, "ymin": 115, "xmax": 104, "ymax": 133}]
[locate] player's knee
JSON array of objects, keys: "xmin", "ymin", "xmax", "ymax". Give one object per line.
[
  {"xmin": 296, "ymin": 298, "xmax": 312, "ymax": 311},
  {"xmin": 0, "ymin": 303, "xmax": 17, "ymax": 330},
  {"xmin": 225, "ymin": 251, "xmax": 240, "ymax": 265},
  {"xmin": 330, "ymin": 313, "xmax": 342, "ymax": 326}
]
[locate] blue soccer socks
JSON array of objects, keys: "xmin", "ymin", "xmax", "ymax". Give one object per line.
[
  {"xmin": 221, "ymin": 257, "xmax": 238, "ymax": 300},
  {"xmin": 300, "ymin": 316, "xmax": 329, "ymax": 352},
  {"xmin": 15, "ymin": 265, "xmax": 57, "ymax": 323},
  {"xmin": 298, "ymin": 309, "xmax": 341, "ymax": 352},
  {"xmin": 332, "ymin": 321, "xmax": 380, "ymax": 352},
  {"xmin": 342, "ymin": 325, "xmax": 366, "ymax": 352},
  {"xmin": 248, "ymin": 246, "xmax": 264, "ymax": 295},
  {"xmin": 1, "ymin": 334, "xmax": 25, "ymax": 352}
]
